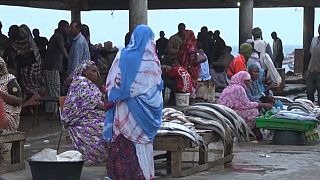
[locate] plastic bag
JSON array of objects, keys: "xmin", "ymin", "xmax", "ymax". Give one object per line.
[
  {"xmin": 31, "ymin": 148, "xmax": 58, "ymax": 161},
  {"xmin": 57, "ymin": 150, "xmax": 83, "ymax": 161},
  {"xmin": 30, "ymin": 148, "xmax": 83, "ymax": 162}
]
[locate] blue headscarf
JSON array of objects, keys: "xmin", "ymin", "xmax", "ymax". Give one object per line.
[{"xmin": 104, "ymin": 24, "xmax": 163, "ymax": 142}]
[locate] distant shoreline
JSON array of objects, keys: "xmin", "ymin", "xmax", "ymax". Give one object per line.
[{"xmin": 230, "ymin": 45, "xmax": 302, "ymax": 56}]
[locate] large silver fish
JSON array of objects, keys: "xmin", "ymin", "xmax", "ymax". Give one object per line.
[
  {"xmin": 272, "ymin": 110, "xmax": 319, "ymax": 122},
  {"xmin": 193, "ymin": 103, "xmax": 242, "ymax": 138},
  {"xmin": 158, "ymin": 122, "xmax": 204, "ymax": 145},
  {"xmin": 287, "ymin": 102, "xmax": 313, "ymax": 114},
  {"xmin": 192, "ymin": 102, "xmax": 253, "ymax": 142},
  {"xmin": 183, "ymin": 105, "xmax": 234, "ymax": 143}
]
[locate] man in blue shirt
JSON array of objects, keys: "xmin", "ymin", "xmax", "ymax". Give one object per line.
[{"xmin": 68, "ymin": 20, "xmax": 90, "ymax": 75}]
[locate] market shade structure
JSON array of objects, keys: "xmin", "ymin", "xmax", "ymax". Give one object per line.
[
  {"xmin": 1, "ymin": 0, "xmax": 320, "ymax": 10},
  {"xmin": 0, "ymin": 0, "xmax": 318, "ymax": 72}
]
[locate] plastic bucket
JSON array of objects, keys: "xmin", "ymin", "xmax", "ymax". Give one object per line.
[
  {"xmin": 175, "ymin": 93, "xmax": 190, "ymax": 106},
  {"xmin": 28, "ymin": 159, "xmax": 85, "ymax": 180}
]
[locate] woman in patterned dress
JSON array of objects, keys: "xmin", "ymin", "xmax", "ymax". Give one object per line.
[
  {"xmin": 104, "ymin": 25, "xmax": 163, "ymax": 180},
  {"xmin": 217, "ymin": 71, "xmax": 272, "ymax": 130},
  {"xmin": 0, "ymin": 57, "xmax": 22, "ymax": 156},
  {"xmin": 62, "ymin": 60, "xmax": 106, "ymax": 163}
]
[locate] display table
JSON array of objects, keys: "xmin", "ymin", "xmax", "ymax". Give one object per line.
[
  {"xmin": 154, "ymin": 129, "xmax": 233, "ymax": 177},
  {"xmin": 0, "ymin": 131, "xmax": 26, "ymax": 174}
]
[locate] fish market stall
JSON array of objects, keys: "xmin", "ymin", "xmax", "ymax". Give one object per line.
[
  {"xmin": 256, "ymin": 98, "xmax": 320, "ymax": 145},
  {"xmin": 154, "ymin": 103, "xmax": 253, "ymax": 177}
]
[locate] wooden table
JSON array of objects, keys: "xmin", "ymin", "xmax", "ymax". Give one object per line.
[
  {"xmin": 0, "ymin": 131, "xmax": 26, "ymax": 174},
  {"xmin": 154, "ymin": 130, "xmax": 233, "ymax": 177}
]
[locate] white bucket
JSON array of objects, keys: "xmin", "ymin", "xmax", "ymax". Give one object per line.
[{"xmin": 175, "ymin": 93, "xmax": 190, "ymax": 106}]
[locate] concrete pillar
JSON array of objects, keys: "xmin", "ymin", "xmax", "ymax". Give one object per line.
[
  {"xmin": 239, "ymin": 0, "xmax": 253, "ymax": 48},
  {"xmin": 303, "ymin": 7, "xmax": 315, "ymax": 73},
  {"xmin": 71, "ymin": 8, "xmax": 81, "ymax": 22},
  {"xmin": 129, "ymin": 0, "xmax": 148, "ymax": 32}
]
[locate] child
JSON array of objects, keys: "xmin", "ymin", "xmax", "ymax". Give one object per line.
[{"xmin": 162, "ymin": 60, "xmax": 192, "ymax": 105}]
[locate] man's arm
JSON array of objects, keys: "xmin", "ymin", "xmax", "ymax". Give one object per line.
[{"xmin": 57, "ymin": 35, "xmax": 68, "ymax": 60}]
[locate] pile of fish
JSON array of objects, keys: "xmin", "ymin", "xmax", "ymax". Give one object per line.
[
  {"xmin": 272, "ymin": 110, "xmax": 319, "ymax": 122},
  {"xmin": 287, "ymin": 99, "xmax": 317, "ymax": 114},
  {"xmin": 158, "ymin": 103, "xmax": 255, "ymax": 147},
  {"xmin": 183, "ymin": 103, "xmax": 254, "ymax": 143},
  {"xmin": 273, "ymin": 98, "xmax": 320, "ymax": 121},
  {"xmin": 158, "ymin": 108, "xmax": 203, "ymax": 145}
]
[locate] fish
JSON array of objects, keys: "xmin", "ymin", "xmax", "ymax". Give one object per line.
[
  {"xmin": 158, "ymin": 122, "xmax": 204, "ymax": 145},
  {"xmin": 183, "ymin": 106, "xmax": 234, "ymax": 144},
  {"xmin": 294, "ymin": 99, "xmax": 315, "ymax": 108},
  {"xmin": 287, "ymin": 102, "xmax": 313, "ymax": 114},
  {"xmin": 273, "ymin": 110, "xmax": 319, "ymax": 122},
  {"xmin": 193, "ymin": 103, "xmax": 242, "ymax": 137},
  {"xmin": 184, "ymin": 115, "xmax": 226, "ymax": 141},
  {"xmin": 273, "ymin": 96, "xmax": 293, "ymax": 104},
  {"xmin": 192, "ymin": 103, "xmax": 253, "ymax": 142}
]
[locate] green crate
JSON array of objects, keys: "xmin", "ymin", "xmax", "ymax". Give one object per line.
[{"xmin": 256, "ymin": 115, "xmax": 318, "ymax": 132}]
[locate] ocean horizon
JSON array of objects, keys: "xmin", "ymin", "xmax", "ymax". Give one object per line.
[{"xmin": 230, "ymin": 45, "xmax": 302, "ymax": 56}]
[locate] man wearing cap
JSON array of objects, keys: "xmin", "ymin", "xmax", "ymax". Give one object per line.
[
  {"xmin": 252, "ymin": 27, "xmax": 273, "ymax": 63},
  {"xmin": 227, "ymin": 43, "xmax": 252, "ymax": 78}
]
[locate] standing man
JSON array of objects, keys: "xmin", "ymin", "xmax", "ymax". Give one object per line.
[
  {"xmin": 306, "ymin": 24, "xmax": 320, "ymax": 105},
  {"xmin": 156, "ymin": 31, "xmax": 168, "ymax": 60},
  {"xmin": 167, "ymin": 23, "xmax": 186, "ymax": 65},
  {"xmin": 212, "ymin": 30, "xmax": 226, "ymax": 64},
  {"xmin": 0, "ymin": 21, "xmax": 8, "ymax": 58},
  {"xmin": 67, "ymin": 20, "xmax": 90, "ymax": 76},
  {"xmin": 32, "ymin": 28, "xmax": 48, "ymax": 61},
  {"xmin": 252, "ymin": 27, "xmax": 273, "ymax": 63},
  {"xmin": 43, "ymin": 20, "xmax": 69, "ymax": 115},
  {"xmin": 271, "ymin": 31, "xmax": 284, "ymax": 68}
]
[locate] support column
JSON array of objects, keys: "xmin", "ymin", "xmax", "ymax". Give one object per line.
[
  {"xmin": 303, "ymin": 7, "xmax": 315, "ymax": 73},
  {"xmin": 239, "ymin": 0, "xmax": 253, "ymax": 48},
  {"xmin": 71, "ymin": 8, "xmax": 81, "ymax": 22},
  {"xmin": 129, "ymin": 0, "xmax": 148, "ymax": 32}
]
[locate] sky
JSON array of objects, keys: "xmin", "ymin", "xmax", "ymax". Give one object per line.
[{"xmin": 0, "ymin": 5, "xmax": 319, "ymax": 50}]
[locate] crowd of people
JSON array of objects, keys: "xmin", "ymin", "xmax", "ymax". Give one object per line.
[{"xmin": 1, "ymin": 18, "xmax": 319, "ymax": 179}]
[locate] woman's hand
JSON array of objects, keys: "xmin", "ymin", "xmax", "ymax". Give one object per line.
[{"xmin": 0, "ymin": 90, "xmax": 22, "ymax": 106}]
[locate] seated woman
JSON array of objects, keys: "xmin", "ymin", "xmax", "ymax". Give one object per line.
[
  {"xmin": 0, "ymin": 57, "xmax": 23, "ymax": 157},
  {"xmin": 217, "ymin": 71, "xmax": 272, "ymax": 138},
  {"xmin": 247, "ymin": 64, "xmax": 279, "ymax": 107},
  {"xmin": 62, "ymin": 60, "xmax": 106, "ymax": 164}
]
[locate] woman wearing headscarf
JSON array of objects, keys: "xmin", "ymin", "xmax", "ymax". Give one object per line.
[
  {"xmin": 62, "ymin": 60, "xmax": 106, "ymax": 163},
  {"xmin": 104, "ymin": 25, "xmax": 163, "ymax": 180},
  {"xmin": 0, "ymin": 57, "xmax": 22, "ymax": 156},
  {"xmin": 8, "ymin": 24, "xmax": 43, "ymax": 101},
  {"xmin": 178, "ymin": 30, "xmax": 199, "ymax": 91},
  {"xmin": 246, "ymin": 64, "xmax": 266, "ymax": 102},
  {"xmin": 218, "ymin": 71, "xmax": 272, "ymax": 130}
]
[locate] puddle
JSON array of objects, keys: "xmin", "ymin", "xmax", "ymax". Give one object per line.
[{"xmin": 225, "ymin": 164, "xmax": 286, "ymax": 174}]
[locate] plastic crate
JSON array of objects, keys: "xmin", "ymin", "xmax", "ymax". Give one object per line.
[
  {"xmin": 256, "ymin": 115, "xmax": 318, "ymax": 132},
  {"xmin": 305, "ymin": 131, "xmax": 319, "ymax": 144}
]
